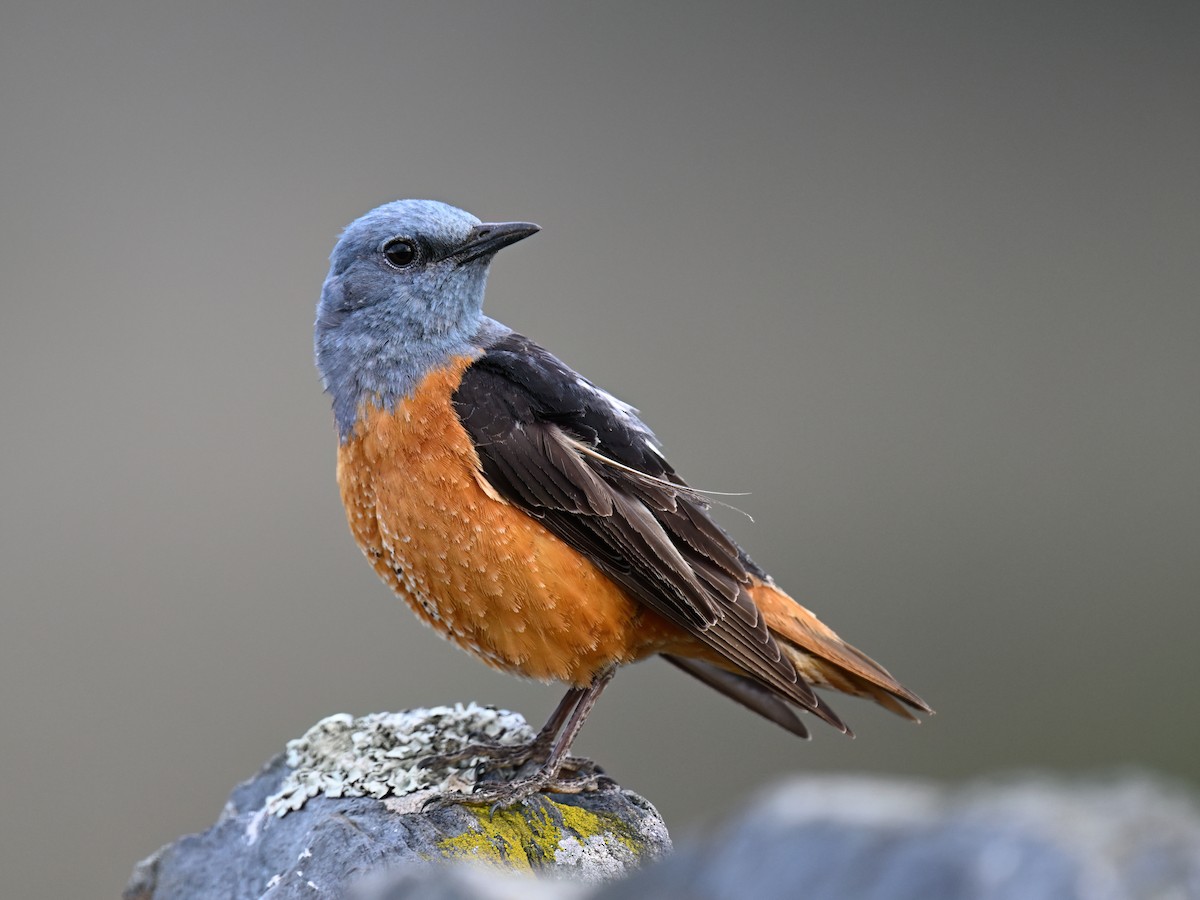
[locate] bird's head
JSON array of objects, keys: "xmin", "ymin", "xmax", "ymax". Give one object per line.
[{"xmin": 315, "ymin": 199, "xmax": 538, "ymax": 437}]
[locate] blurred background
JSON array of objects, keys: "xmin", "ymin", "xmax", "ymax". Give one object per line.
[{"xmin": 2, "ymin": 2, "xmax": 1198, "ymax": 896}]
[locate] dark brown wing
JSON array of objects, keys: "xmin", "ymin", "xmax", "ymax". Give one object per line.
[{"xmin": 453, "ymin": 331, "xmax": 847, "ymax": 732}]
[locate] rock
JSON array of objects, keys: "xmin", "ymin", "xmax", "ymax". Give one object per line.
[
  {"xmin": 124, "ymin": 706, "xmax": 671, "ymax": 900},
  {"xmin": 600, "ymin": 774, "xmax": 1200, "ymax": 900},
  {"xmin": 127, "ymin": 706, "xmax": 1200, "ymax": 900}
]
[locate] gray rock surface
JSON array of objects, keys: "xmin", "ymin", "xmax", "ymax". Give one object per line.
[
  {"xmin": 127, "ymin": 706, "xmax": 1200, "ymax": 900},
  {"xmin": 338, "ymin": 772, "xmax": 1200, "ymax": 900},
  {"xmin": 602, "ymin": 774, "xmax": 1200, "ymax": 900},
  {"xmin": 124, "ymin": 708, "xmax": 670, "ymax": 900}
]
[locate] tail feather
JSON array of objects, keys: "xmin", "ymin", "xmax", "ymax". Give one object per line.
[
  {"xmin": 662, "ymin": 655, "xmax": 812, "ymax": 739},
  {"xmin": 748, "ymin": 578, "xmax": 932, "ymax": 719}
]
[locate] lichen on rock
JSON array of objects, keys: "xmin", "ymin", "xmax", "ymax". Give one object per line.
[
  {"xmin": 125, "ymin": 707, "xmax": 671, "ymax": 899},
  {"xmin": 265, "ymin": 704, "xmax": 534, "ymax": 816}
]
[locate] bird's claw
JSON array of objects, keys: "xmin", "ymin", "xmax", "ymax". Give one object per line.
[
  {"xmin": 474, "ymin": 768, "xmax": 615, "ymax": 814},
  {"xmin": 417, "ymin": 738, "xmax": 540, "ymax": 772},
  {"xmin": 418, "ymin": 757, "xmax": 611, "ymax": 814}
]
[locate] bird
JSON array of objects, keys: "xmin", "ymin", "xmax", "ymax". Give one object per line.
[{"xmin": 315, "ymin": 199, "xmax": 931, "ymax": 808}]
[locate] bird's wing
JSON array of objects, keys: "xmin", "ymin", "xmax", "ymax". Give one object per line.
[{"xmin": 452, "ymin": 331, "xmax": 847, "ymax": 731}]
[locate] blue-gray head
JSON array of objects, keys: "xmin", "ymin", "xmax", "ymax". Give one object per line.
[{"xmin": 315, "ymin": 199, "xmax": 538, "ymax": 439}]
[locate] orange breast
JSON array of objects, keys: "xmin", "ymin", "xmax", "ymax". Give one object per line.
[{"xmin": 336, "ymin": 356, "xmax": 680, "ymax": 685}]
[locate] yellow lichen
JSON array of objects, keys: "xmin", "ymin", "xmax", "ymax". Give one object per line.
[
  {"xmin": 435, "ymin": 798, "xmax": 641, "ymax": 870},
  {"xmin": 554, "ymin": 800, "xmax": 640, "ymax": 857}
]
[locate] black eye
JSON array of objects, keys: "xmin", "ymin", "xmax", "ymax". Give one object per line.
[{"xmin": 382, "ymin": 238, "xmax": 417, "ymax": 269}]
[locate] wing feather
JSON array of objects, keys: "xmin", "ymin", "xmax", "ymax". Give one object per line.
[{"xmin": 452, "ymin": 331, "xmax": 846, "ymax": 729}]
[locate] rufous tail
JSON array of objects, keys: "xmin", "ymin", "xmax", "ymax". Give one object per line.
[{"xmin": 748, "ymin": 578, "xmax": 932, "ymax": 721}]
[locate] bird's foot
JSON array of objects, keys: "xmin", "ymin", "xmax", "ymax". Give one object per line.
[
  {"xmin": 474, "ymin": 768, "xmax": 614, "ymax": 813},
  {"xmin": 423, "ymin": 760, "xmax": 614, "ymax": 814},
  {"xmin": 418, "ymin": 736, "xmax": 548, "ymax": 773}
]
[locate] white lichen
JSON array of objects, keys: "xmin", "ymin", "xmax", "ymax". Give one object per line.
[
  {"xmin": 554, "ymin": 833, "xmax": 638, "ymax": 882},
  {"xmin": 265, "ymin": 704, "xmax": 533, "ymax": 817}
]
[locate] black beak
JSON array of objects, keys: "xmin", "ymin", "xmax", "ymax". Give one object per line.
[{"xmin": 452, "ymin": 221, "xmax": 540, "ymax": 264}]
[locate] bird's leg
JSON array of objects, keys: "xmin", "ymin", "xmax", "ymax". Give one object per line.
[
  {"xmin": 462, "ymin": 666, "xmax": 618, "ymax": 811},
  {"xmin": 418, "ymin": 684, "xmax": 586, "ymax": 773}
]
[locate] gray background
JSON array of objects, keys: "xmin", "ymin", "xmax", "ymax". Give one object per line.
[{"xmin": 2, "ymin": 3, "xmax": 1198, "ymax": 897}]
